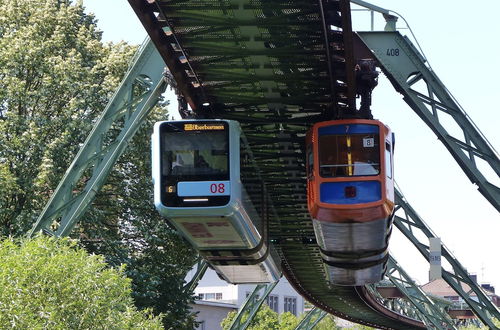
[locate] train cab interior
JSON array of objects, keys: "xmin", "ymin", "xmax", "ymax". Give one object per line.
[
  {"xmin": 318, "ymin": 131, "xmax": 380, "ymax": 178},
  {"xmin": 161, "ymin": 130, "xmax": 229, "ymax": 180}
]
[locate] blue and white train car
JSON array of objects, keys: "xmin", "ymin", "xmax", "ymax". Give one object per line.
[{"xmin": 152, "ymin": 119, "xmax": 281, "ymax": 283}]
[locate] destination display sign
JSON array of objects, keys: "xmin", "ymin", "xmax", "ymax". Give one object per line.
[{"xmin": 183, "ymin": 123, "xmax": 225, "ymax": 131}]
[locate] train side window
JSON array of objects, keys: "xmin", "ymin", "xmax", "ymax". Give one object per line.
[
  {"xmin": 307, "ymin": 145, "xmax": 313, "ymax": 178},
  {"xmin": 385, "ymin": 142, "xmax": 392, "ymax": 179}
]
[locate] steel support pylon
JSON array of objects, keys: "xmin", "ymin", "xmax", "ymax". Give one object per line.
[
  {"xmin": 355, "ymin": 30, "xmax": 499, "ymax": 327},
  {"xmin": 357, "ymin": 31, "xmax": 500, "ymax": 212},
  {"xmin": 378, "ymin": 255, "xmax": 456, "ymax": 329},
  {"xmin": 29, "ymin": 38, "xmax": 167, "ymax": 237},
  {"xmin": 229, "ymin": 282, "xmax": 278, "ymax": 330},
  {"xmin": 185, "ymin": 258, "xmax": 209, "ymax": 293},
  {"xmin": 294, "ymin": 307, "xmax": 327, "ymax": 330},
  {"xmin": 393, "ymin": 186, "xmax": 500, "ymax": 328}
]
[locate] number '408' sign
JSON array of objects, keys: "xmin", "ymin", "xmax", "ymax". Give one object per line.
[{"xmin": 386, "ymin": 48, "xmax": 400, "ymax": 56}]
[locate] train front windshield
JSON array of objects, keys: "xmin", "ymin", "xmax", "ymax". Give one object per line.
[
  {"xmin": 319, "ymin": 124, "xmax": 380, "ymax": 177},
  {"xmin": 160, "ymin": 122, "xmax": 230, "ymax": 206},
  {"xmin": 162, "ymin": 132, "xmax": 229, "ymax": 180}
]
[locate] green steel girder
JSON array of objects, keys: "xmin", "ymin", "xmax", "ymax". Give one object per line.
[
  {"xmin": 181, "ymin": 33, "xmax": 324, "ymax": 43},
  {"xmin": 29, "ymin": 39, "xmax": 166, "ymax": 237},
  {"xmin": 393, "ymin": 187, "xmax": 500, "ymax": 328},
  {"xmin": 185, "ymin": 47, "xmax": 325, "ymax": 57},
  {"xmin": 192, "ymin": 61, "xmax": 327, "ymax": 70},
  {"xmin": 229, "ymin": 282, "xmax": 278, "ymax": 330},
  {"xmin": 185, "ymin": 258, "xmax": 209, "ymax": 293},
  {"xmin": 195, "ymin": 71, "xmax": 325, "ymax": 84},
  {"xmin": 165, "ymin": 15, "xmax": 321, "ymax": 28},
  {"xmin": 294, "ymin": 307, "xmax": 327, "ymax": 330},
  {"xmin": 357, "ymin": 31, "xmax": 500, "ymax": 212},
  {"xmin": 166, "ymin": 3, "xmax": 324, "ymax": 11},
  {"xmin": 364, "ymin": 284, "xmax": 424, "ymax": 324},
  {"xmin": 355, "ymin": 30, "xmax": 499, "ymax": 326},
  {"xmin": 380, "ymin": 255, "xmax": 456, "ymax": 329}
]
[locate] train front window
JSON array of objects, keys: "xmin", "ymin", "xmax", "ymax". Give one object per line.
[
  {"xmin": 161, "ymin": 130, "xmax": 229, "ymax": 181},
  {"xmin": 319, "ymin": 124, "xmax": 380, "ymax": 178}
]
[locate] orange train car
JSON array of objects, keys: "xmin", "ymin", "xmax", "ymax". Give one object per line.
[{"xmin": 306, "ymin": 119, "xmax": 395, "ymax": 285}]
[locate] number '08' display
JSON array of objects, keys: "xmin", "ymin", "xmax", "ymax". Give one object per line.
[{"xmin": 210, "ymin": 183, "xmax": 225, "ymax": 194}]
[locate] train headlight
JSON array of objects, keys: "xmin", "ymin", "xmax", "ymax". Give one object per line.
[{"xmin": 345, "ymin": 186, "xmax": 357, "ymax": 198}]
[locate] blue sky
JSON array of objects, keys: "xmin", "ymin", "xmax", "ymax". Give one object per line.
[{"xmin": 82, "ymin": 0, "xmax": 500, "ymax": 291}]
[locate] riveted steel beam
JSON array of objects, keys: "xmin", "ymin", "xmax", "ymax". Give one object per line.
[
  {"xmin": 393, "ymin": 187, "xmax": 500, "ymax": 328},
  {"xmin": 357, "ymin": 31, "xmax": 500, "ymax": 212},
  {"xmin": 229, "ymin": 282, "xmax": 279, "ymax": 330},
  {"xmin": 294, "ymin": 307, "xmax": 327, "ymax": 330}
]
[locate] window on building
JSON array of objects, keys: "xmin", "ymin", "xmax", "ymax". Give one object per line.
[
  {"xmin": 284, "ymin": 297, "xmax": 297, "ymax": 315},
  {"xmin": 266, "ymin": 295, "xmax": 279, "ymax": 313},
  {"xmin": 205, "ymin": 293, "xmax": 216, "ymax": 300},
  {"xmin": 198, "ymin": 292, "xmax": 222, "ymax": 300}
]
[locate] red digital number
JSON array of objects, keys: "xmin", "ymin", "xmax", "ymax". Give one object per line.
[{"xmin": 210, "ymin": 183, "xmax": 225, "ymax": 194}]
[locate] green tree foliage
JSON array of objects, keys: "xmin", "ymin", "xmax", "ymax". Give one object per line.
[
  {"xmin": 312, "ymin": 314, "xmax": 337, "ymax": 329},
  {"xmin": 0, "ymin": 0, "xmax": 131, "ymax": 235},
  {"xmin": 0, "ymin": 0, "xmax": 197, "ymax": 328},
  {"xmin": 279, "ymin": 312, "xmax": 299, "ymax": 329},
  {"xmin": 0, "ymin": 236, "xmax": 163, "ymax": 329},
  {"xmin": 221, "ymin": 304, "xmax": 280, "ymax": 330},
  {"xmin": 221, "ymin": 304, "xmax": 337, "ymax": 330}
]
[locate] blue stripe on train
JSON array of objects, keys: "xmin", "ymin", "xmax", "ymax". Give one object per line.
[
  {"xmin": 318, "ymin": 124, "xmax": 379, "ymax": 135},
  {"xmin": 320, "ymin": 181, "xmax": 381, "ymax": 204}
]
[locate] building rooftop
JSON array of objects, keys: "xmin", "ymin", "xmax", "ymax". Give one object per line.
[
  {"xmin": 422, "ymin": 278, "xmax": 497, "ymax": 299},
  {"xmin": 193, "ymin": 300, "xmax": 238, "ymax": 309}
]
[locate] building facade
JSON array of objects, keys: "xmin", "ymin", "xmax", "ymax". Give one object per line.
[
  {"xmin": 191, "ymin": 300, "xmax": 237, "ymax": 330},
  {"xmin": 188, "ymin": 268, "xmax": 306, "ymax": 329},
  {"xmin": 422, "ymin": 278, "xmax": 499, "ymax": 307}
]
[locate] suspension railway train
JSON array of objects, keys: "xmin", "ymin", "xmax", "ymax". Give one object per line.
[
  {"xmin": 152, "ymin": 118, "xmax": 394, "ymax": 286},
  {"xmin": 306, "ymin": 119, "xmax": 395, "ymax": 285},
  {"xmin": 152, "ymin": 119, "xmax": 281, "ymax": 284}
]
